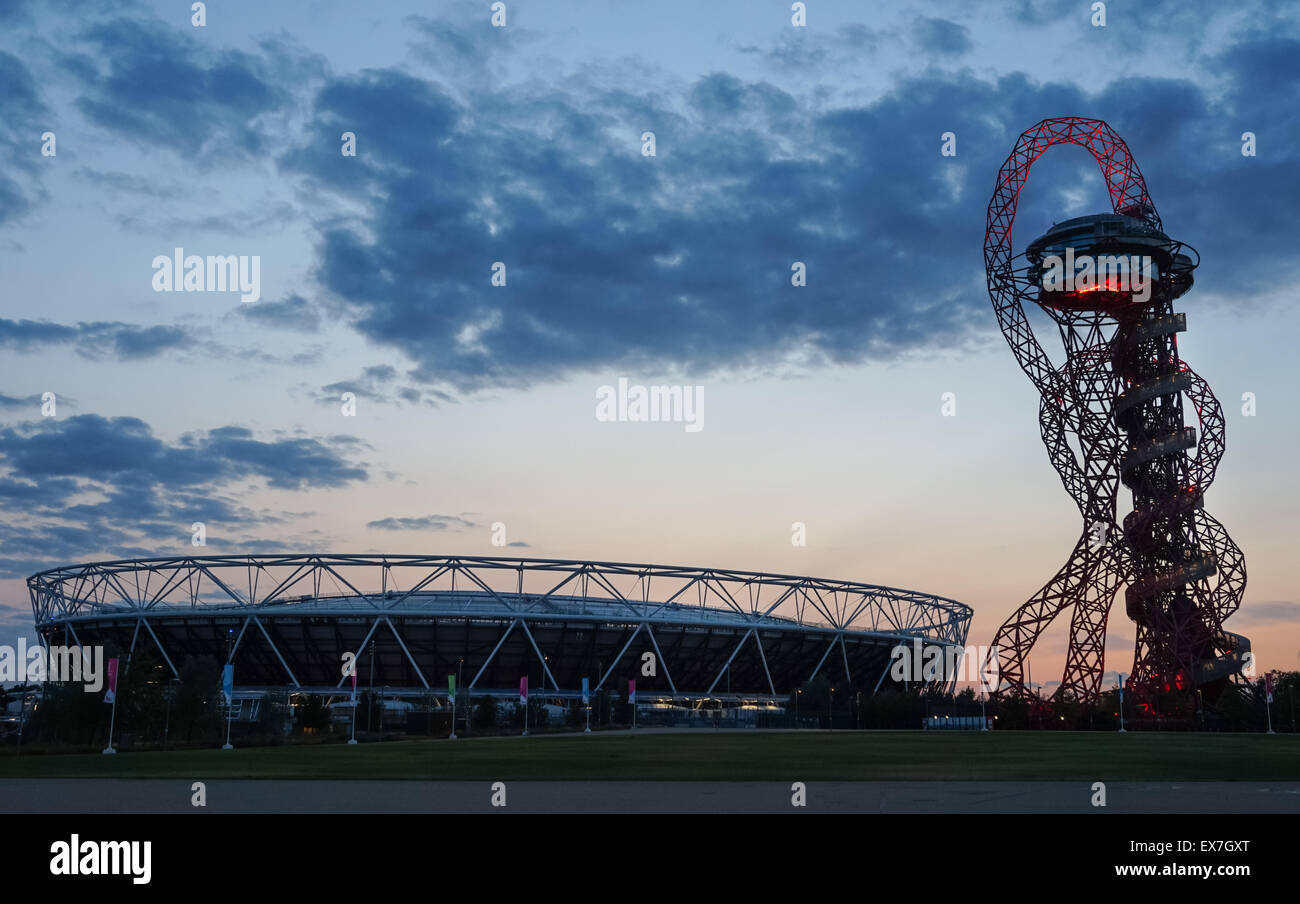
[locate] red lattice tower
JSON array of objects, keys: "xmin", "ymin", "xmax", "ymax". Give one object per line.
[{"xmin": 983, "ymin": 118, "xmax": 1248, "ymax": 709}]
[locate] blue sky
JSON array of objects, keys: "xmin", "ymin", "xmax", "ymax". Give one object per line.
[{"xmin": 1, "ymin": 0, "xmax": 1297, "ymax": 689}]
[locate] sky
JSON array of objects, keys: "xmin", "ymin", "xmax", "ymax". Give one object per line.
[{"xmin": 0, "ymin": 0, "xmax": 1297, "ymax": 694}]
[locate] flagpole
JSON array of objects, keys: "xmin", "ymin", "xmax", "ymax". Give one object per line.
[
  {"xmin": 1118, "ymin": 673, "xmax": 1127, "ymax": 733},
  {"xmin": 221, "ymin": 662, "xmax": 234, "ymax": 750},
  {"xmin": 348, "ymin": 667, "xmax": 359, "ymax": 744},
  {"xmin": 1266, "ymin": 673, "xmax": 1276, "ymax": 734},
  {"xmin": 102, "ymin": 694, "xmax": 118, "ymax": 755},
  {"xmin": 102, "ymin": 656, "xmax": 119, "ymax": 755},
  {"xmin": 583, "ymin": 676, "xmax": 591, "ymax": 734},
  {"xmin": 448, "ymin": 674, "xmax": 457, "ymax": 740}
]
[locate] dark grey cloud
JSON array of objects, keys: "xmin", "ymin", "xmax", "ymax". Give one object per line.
[
  {"xmin": 0, "ymin": 414, "xmax": 367, "ymax": 492},
  {"xmin": 0, "ymin": 414, "xmax": 369, "ymax": 578},
  {"xmin": 321, "ymin": 364, "xmax": 398, "ymax": 400},
  {"xmin": 912, "ymin": 17, "xmax": 971, "ymax": 56},
  {"xmin": 115, "ymin": 200, "xmax": 298, "ymax": 236},
  {"xmin": 73, "ymin": 166, "xmax": 178, "ymax": 199},
  {"xmin": 0, "ymin": 318, "xmax": 193, "ymax": 359},
  {"xmin": 272, "ymin": 18, "xmax": 1299, "ymax": 393},
  {"xmin": 69, "ymin": 16, "xmax": 291, "ymax": 160},
  {"xmin": 365, "ymin": 514, "xmax": 476, "ymax": 532},
  {"xmin": 236, "ymin": 294, "xmax": 322, "ymax": 333},
  {"xmin": 736, "ymin": 24, "xmax": 885, "ymax": 73},
  {"xmin": 406, "ymin": 8, "xmax": 535, "ymax": 82},
  {"xmin": 1230, "ymin": 600, "xmax": 1300, "ymax": 627},
  {"xmin": 319, "ymin": 364, "xmax": 447, "ymax": 407},
  {"xmin": 0, "ymin": 392, "xmax": 45, "ymax": 410},
  {"xmin": 0, "ymin": 50, "xmax": 48, "ymax": 224}
]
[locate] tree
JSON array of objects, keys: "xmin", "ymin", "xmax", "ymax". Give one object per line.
[
  {"xmin": 174, "ymin": 656, "xmax": 222, "ymax": 743},
  {"xmin": 565, "ymin": 701, "xmax": 586, "ymax": 729},
  {"xmin": 297, "ymin": 694, "xmax": 330, "ymax": 733},
  {"xmin": 117, "ymin": 648, "xmax": 170, "ymax": 744},
  {"xmin": 612, "ymin": 690, "xmax": 632, "ymax": 725},
  {"xmin": 25, "ymin": 681, "xmax": 104, "ymax": 746},
  {"xmin": 595, "ymin": 688, "xmax": 613, "ymax": 726},
  {"xmin": 357, "ymin": 691, "xmax": 383, "ymax": 733},
  {"xmin": 472, "ymin": 696, "xmax": 498, "ymax": 730},
  {"xmin": 255, "ymin": 691, "xmax": 287, "ymax": 739},
  {"xmin": 526, "ymin": 697, "xmax": 549, "ymax": 731}
]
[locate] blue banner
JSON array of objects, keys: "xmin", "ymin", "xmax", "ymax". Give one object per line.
[
  {"xmin": 222, "ymin": 663, "xmax": 233, "ymax": 705},
  {"xmin": 581, "ymin": 677, "xmax": 589, "ymax": 706}
]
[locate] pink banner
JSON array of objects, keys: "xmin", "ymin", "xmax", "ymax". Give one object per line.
[
  {"xmin": 105, "ymin": 657, "xmax": 119, "ymax": 704},
  {"xmin": 519, "ymin": 676, "xmax": 528, "ymax": 704},
  {"xmin": 628, "ymin": 678, "xmax": 636, "ymax": 704}
]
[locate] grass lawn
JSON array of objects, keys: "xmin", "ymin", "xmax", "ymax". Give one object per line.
[{"xmin": 1, "ymin": 730, "xmax": 1297, "ymax": 781}]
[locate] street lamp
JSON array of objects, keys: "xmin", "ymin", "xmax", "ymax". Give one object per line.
[
  {"xmin": 367, "ymin": 641, "xmax": 376, "ymax": 732},
  {"xmin": 1117, "ymin": 673, "xmax": 1127, "ymax": 733},
  {"xmin": 457, "ymin": 656, "xmax": 466, "ymax": 737},
  {"xmin": 164, "ymin": 677, "xmax": 178, "ymax": 748}
]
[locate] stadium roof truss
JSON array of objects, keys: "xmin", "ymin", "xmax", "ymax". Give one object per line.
[{"xmin": 30, "ymin": 555, "xmax": 973, "ymax": 698}]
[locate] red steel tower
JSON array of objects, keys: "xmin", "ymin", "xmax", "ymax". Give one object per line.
[{"xmin": 984, "ymin": 117, "xmax": 1249, "ymax": 708}]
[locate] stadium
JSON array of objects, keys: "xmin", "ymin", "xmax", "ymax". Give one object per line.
[{"xmin": 28, "ymin": 555, "xmax": 973, "ymax": 713}]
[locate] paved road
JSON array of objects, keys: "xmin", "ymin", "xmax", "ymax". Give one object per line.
[{"xmin": 3, "ymin": 778, "xmax": 1298, "ymax": 813}]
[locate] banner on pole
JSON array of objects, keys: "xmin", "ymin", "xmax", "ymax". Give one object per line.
[
  {"xmin": 1265, "ymin": 672, "xmax": 1274, "ymax": 704},
  {"xmin": 628, "ymin": 679, "xmax": 636, "ymax": 705},
  {"xmin": 581, "ymin": 677, "xmax": 589, "ymax": 706},
  {"xmin": 222, "ymin": 663, "xmax": 234, "ymax": 706},
  {"xmin": 350, "ymin": 663, "xmax": 358, "ymax": 703},
  {"xmin": 519, "ymin": 676, "xmax": 528, "ymax": 705},
  {"xmin": 449, "ymin": 674, "xmax": 456, "ymax": 702},
  {"xmin": 104, "ymin": 657, "xmax": 119, "ymax": 705}
]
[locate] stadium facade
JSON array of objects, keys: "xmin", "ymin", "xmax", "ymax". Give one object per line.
[{"xmin": 29, "ymin": 555, "xmax": 973, "ymax": 705}]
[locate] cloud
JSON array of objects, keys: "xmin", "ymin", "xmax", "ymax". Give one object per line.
[
  {"xmin": 365, "ymin": 514, "xmax": 477, "ymax": 532},
  {"xmin": 0, "ymin": 392, "xmax": 46, "ymax": 410},
  {"xmin": 0, "ymin": 318, "xmax": 193, "ymax": 359},
  {"xmin": 1230, "ymin": 600, "xmax": 1300, "ymax": 627},
  {"xmin": 0, "ymin": 50, "xmax": 48, "ymax": 224},
  {"xmin": 70, "ymin": 16, "xmax": 293, "ymax": 161},
  {"xmin": 0, "ymin": 415, "xmax": 370, "ymax": 578},
  {"xmin": 912, "ymin": 17, "xmax": 972, "ymax": 56},
  {"xmin": 735, "ymin": 24, "xmax": 885, "ymax": 74},
  {"xmin": 319, "ymin": 364, "xmax": 448, "ymax": 407},
  {"xmin": 115, "ymin": 200, "xmax": 298, "ymax": 236},
  {"xmin": 236, "ymin": 294, "xmax": 322, "ymax": 333},
  {"xmin": 269, "ymin": 17, "xmax": 1300, "ymax": 395},
  {"xmin": 72, "ymin": 166, "xmax": 179, "ymax": 199}
]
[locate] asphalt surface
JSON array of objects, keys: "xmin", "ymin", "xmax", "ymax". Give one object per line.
[{"xmin": 3, "ymin": 778, "xmax": 1298, "ymax": 813}]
